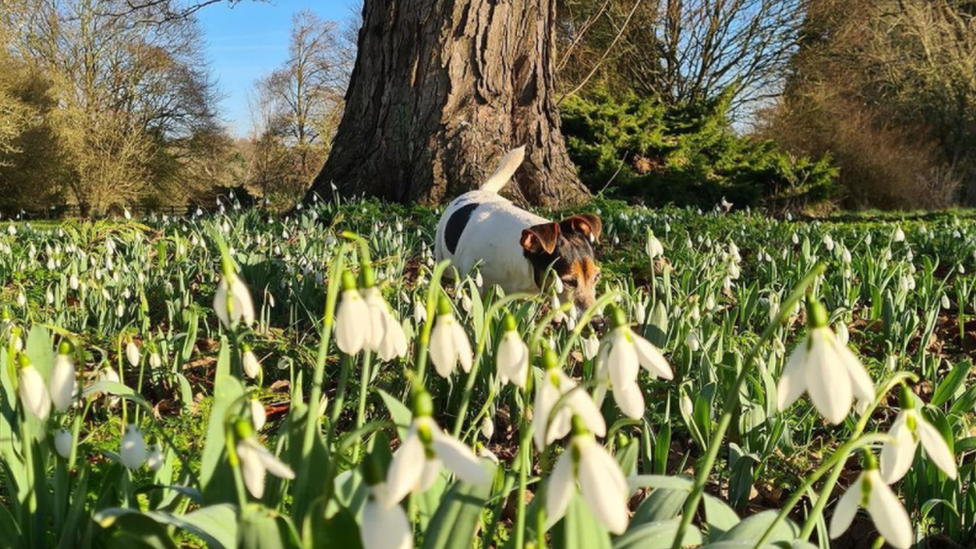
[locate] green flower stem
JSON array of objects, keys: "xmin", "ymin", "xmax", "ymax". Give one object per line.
[
  {"xmin": 453, "ymin": 293, "xmax": 531, "ymax": 439},
  {"xmin": 329, "ymin": 353, "xmax": 353, "ymax": 439},
  {"xmin": 225, "ymin": 427, "xmax": 249, "ymax": 512},
  {"xmin": 351, "ymin": 350, "xmax": 373, "ymax": 464},
  {"xmin": 669, "ymin": 264, "xmax": 824, "ymax": 549},
  {"xmin": 295, "ymin": 243, "xmax": 347, "ymax": 513},
  {"xmin": 415, "ymin": 260, "xmax": 451, "ymax": 382},
  {"xmin": 514, "ymin": 387, "xmax": 533, "ymax": 549}
]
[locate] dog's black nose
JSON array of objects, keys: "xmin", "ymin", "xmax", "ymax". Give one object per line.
[{"xmin": 590, "ymin": 315, "xmax": 608, "ymax": 333}]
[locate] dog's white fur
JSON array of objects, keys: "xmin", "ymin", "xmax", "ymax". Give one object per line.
[{"xmin": 434, "ymin": 147, "xmax": 545, "ymax": 293}]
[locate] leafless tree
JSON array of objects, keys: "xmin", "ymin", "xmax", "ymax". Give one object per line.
[{"xmin": 557, "ymin": 0, "xmax": 806, "ymax": 109}]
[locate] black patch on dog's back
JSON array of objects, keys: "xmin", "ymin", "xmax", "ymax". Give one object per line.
[{"xmin": 445, "ymin": 203, "xmax": 479, "ymax": 254}]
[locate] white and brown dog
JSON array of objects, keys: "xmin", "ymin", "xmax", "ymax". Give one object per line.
[{"xmin": 434, "ymin": 147, "xmax": 603, "ymax": 315}]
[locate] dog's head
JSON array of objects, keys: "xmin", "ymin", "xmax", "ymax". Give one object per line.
[{"xmin": 520, "ymin": 214, "xmax": 603, "ymax": 317}]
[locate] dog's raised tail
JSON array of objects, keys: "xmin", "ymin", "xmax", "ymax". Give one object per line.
[{"xmin": 480, "ymin": 146, "xmax": 526, "ymax": 193}]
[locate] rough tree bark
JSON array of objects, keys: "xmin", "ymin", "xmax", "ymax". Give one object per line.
[{"xmin": 305, "ymin": 0, "xmax": 590, "ymax": 207}]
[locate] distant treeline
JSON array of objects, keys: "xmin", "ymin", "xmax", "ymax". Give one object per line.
[{"xmin": 1, "ymin": 0, "xmax": 974, "ymax": 214}]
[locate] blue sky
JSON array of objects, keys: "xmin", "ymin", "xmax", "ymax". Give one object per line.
[{"xmin": 197, "ymin": 0, "xmax": 360, "ymax": 136}]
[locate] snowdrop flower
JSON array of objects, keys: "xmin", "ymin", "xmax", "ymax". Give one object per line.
[
  {"xmin": 646, "ymin": 230, "xmax": 663, "ymax": 259},
  {"xmin": 496, "ymin": 313, "xmax": 529, "ymax": 388},
  {"xmin": 149, "ymin": 352, "xmax": 162, "ymax": 369},
  {"xmin": 18, "ymin": 355, "xmax": 51, "ymax": 421},
  {"xmin": 835, "ymin": 322, "xmax": 850, "ymax": 346},
  {"xmin": 823, "ymin": 234, "xmax": 834, "ymax": 251},
  {"xmin": 147, "ymin": 444, "xmax": 164, "ymax": 472},
  {"xmin": 384, "ymin": 391, "xmax": 487, "ymax": 504},
  {"xmin": 50, "ymin": 342, "xmax": 77, "ymax": 412},
  {"xmin": 880, "ymin": 388, "xmax": 956, "ymax": 483},
  {"xmin": 429, "ymin": 296, "xmax": 472, "ymax": 378},
  {"xmin": 120, "ymin": 424, "xmax": 148, "ymax": 470},
  {"xmin": 685, "ymin": 331, "xmax": 701, "ymax": 352},
  {"xmin": 96, "ymin": 366, "xmax": 122, "ymax": 407},
  {"xmin": 55, "ymin": 429, "xmax": 73, "ymax": 459},
  {"xmin": 535, "ymin": 349, "xmax": 606, "ymax": 450},
  {"xmin": 547, "ymin": 417, "xmax": 629, "ymax": 534},
  {"xmin": 213, "ymin": 257, "xmax": 256, "ymax": 329},
  {"xmin": 595, "ymin": 306, "xmax": 673, "ymax": 419},
  {"xmin": 126, "ymin": 340, "xmax": 140, "ymax": 367},
  {"xmin": 413, "ymin": 299, "xmax": 427, "ymax": 324},
  {"xmin": 777, "ymin": 300, "xmax": 875, "ymax": 424},
  {"xmin": 830, "ymin": 455, "xmax": 911, "ymax": 549},
  {"xmin": 941, "ymin": 294, "xmax": 951, "ymax": 309},
  {"xmin": 235, "ymin": 420, "xmax": 295, "ymax": 498},
  {"xmin": 250, "ymin": 398, "xmax": 267, "ymax": 431},
  {"xmin": 361, "ymin": 454, "xmax": 413, "ymax": 549},
  {"xmin": 363, "ymin": 285, "xmax": 408, "ymax": 361},
  {"xmin": 481, "ymin": 416, "xmax": 495, "ymax": 440},
  {"xmin": 335, "ymin": 272, "xmax": 371, "ymax": 354},
  {"xmin": 893, "ymin": 227, "xmax": 905, "ymax": 243},
  {"xmin": 582, "ymin": 333, "xmax": 600, "ymax": 361},
  {"xmin": 242, "ymin": 344, "xmax": 261, "ymax": 379}
]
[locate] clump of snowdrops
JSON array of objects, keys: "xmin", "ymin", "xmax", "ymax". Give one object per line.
[{"xmin": 0, "ymin": 199, "xmax": 974, "ymax": 548}]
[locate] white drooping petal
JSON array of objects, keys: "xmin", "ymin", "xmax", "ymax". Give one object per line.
[
  {"xmin": 378, "ymin": 317, "xmax": 409, "ymax": 361},
  {"xmin": 237, "ymin": 438, "xmax": 294, "ymax": 498},
  {"xmin": 866, "ymin": 472, "xmax": 912, "ymax": 549},
  {"xmin": 916, "ymin": 416, "xmax": 957, "ymax": 479},
  {"xmin": 805, "ymin": 332, "xmax": 852, "ymax": 424},
  {"xmin": 237, "ymin": 441, "xmax": 267, "ymax": 498},
  {"xmin": 126, "ymin": 342, "xmax": 141, "ymax": 367},
  {"xmin": 534, "ymin": 379, "xmax": 562, "ymax": 451},
  {"xmin": 577, "ymin": 438, "xmax": 629, "ymax": 535},
  {"xmin": 497, "ymin": 331, "xmax": 529, "ymax": 388},
  {"xmin": 607, "ymin": 329, "xmax": 639, "ymax": 389},
  {"xmin": 614, "ymin": 381, "xmax": 645, "ymax": 420},
  {"xmin": 214, "ymin": 274, "xmax": 256, "ymax": 329},
  {"xmin": 251, "ymin": 440, "xmax": 295, "ymax": 480},
  {"xmin": 49, "ymin": 353, "xmax": 77, "ymax": 412},
  {"xmin": 362, "ymin": 493, "xmax": 412, "ymax": 549},
  {"xmin": 829, "ymin": 334, "xmax": 876, "ymax": 403},
  {"xmin": 829, "ymin": 477, "xmax": 862, "ymax": 540},
  {"xmin": 147, "ymin": 444, "xmax": 164, "ymax": 472},
  {"xmin": 453, "ymin": 324, "xmax": 473, "ymax": 373},
  {"xmin": 545, "ymin": 450, "xmax": 576, "ymax": 530},
  {"xmin": 120, "ymin": 425, "xmax": 147, "ymax": 470},
  {"xmin": 430, "ymin": 315, "xmax": 458, "ymax": 378},
  {"xmin": 777, "ymin": 339, "xmax": 809, "ymax": 412},
  {"xmin": 231, "ymin": 278, "xmax": 256, "ymax": 327},
  {"xmin": 336, "ymin": 290, "xmax": 370, "ymax": 354},
  {"xmin": 419, "ymin": 458, "xmax": 442, "ymax": 492},
  {"xmin": 564, "ymin": 383, "xmax": 607, "ymax": 439},
  {"xmin": 536, "ymin": 370, "xmax": 607, "ymax": 449},
  {"xmin": 364, "ymin": 289, "xmax": 388, "ymax": 350},
  {"xmin": 385, "ymin": 428, "xmax": 426, "ymax": 504},
  {"xmin": 242, "ymin": 351, "xmax": 261, "ymax": 379},
  {"xmin": 251, "ymin": 399, "xmax": 267, "ymax": 431},
  {"xmin": 632, "ymin": 335, "xmax": 674, "ymax": 380},
  {"xmin": 880, "ymin": 412, "xmax": 916, "ymax": 484},
  {"xmin": 19, "ymin": 365, "xmax": 51, "ymax": 421},
  {"xmin": 54, "ymin": 429, "xmax": 73, "ymax": 459},
  {"xmin": 431, "ymin": 430, "xmax": 488, "ymax": 485}
]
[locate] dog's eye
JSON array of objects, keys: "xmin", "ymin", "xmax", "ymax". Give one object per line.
[{"xmin": 562, "ymin": 278, "xmax": 578, "ymax": 289}]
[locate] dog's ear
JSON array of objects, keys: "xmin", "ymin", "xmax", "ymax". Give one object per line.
[
  {"xmin": 561, "ymin": 214, "xmax": 603, "ymax": 243},
  {"xmin": 521, "ymin": 222, "xmax": 560, "ymax": 254}
]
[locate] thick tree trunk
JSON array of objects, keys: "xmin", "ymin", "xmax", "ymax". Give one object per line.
[{"xmin": 306, "ymin": 0, "xmax": 590, "ymax": 207}]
